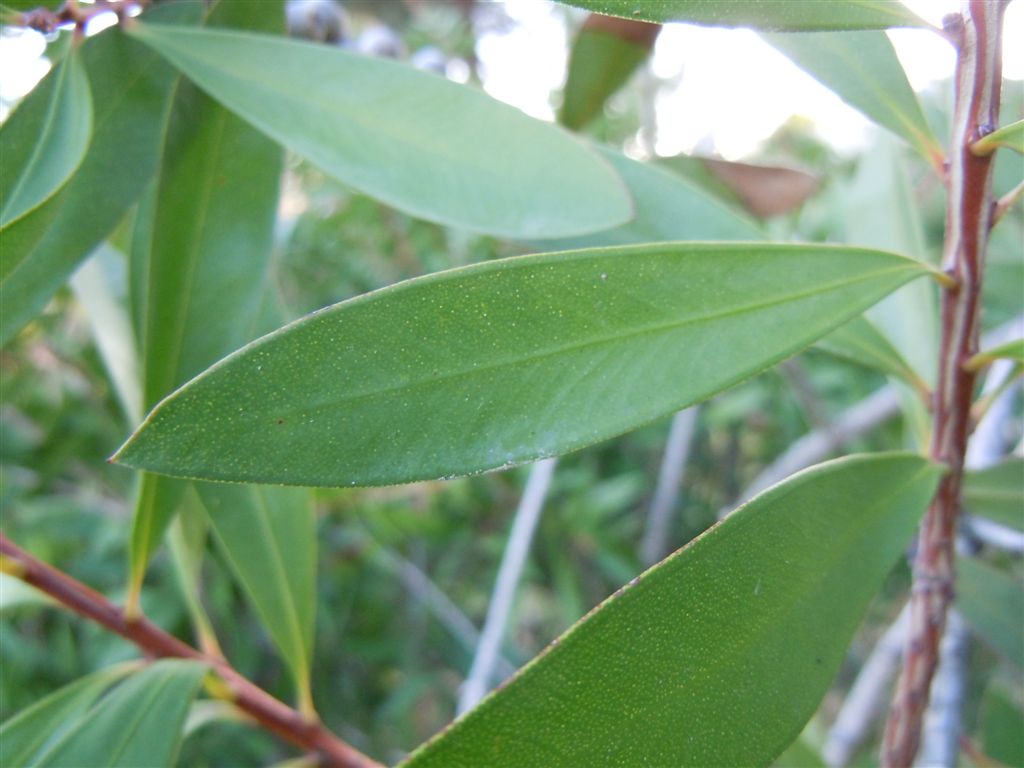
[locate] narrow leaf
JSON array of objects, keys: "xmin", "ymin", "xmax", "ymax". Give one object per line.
[
  {"xmin": 34, "ymin": 660, "xmax": 207, "ymax": 768},
  {"xmin": 552, "ymin": 1, "xmax": 930, "ymax": 31},
  {"xmin": 816, "ymin": 314, "xmax": 929, "ymax": 396},
  {"xmin": 972, "ymin": 119, "xmax": 1024, "ymax": 156},
  {"xmin": 196, "ymin": 483, "xmax": 317, "ymax": 714},
  {"xmin": 0, "ymin": 665, "xmax": 133, "ymax": 767},
  {"xmin": 968, "ymin": 337, "xmax": 1024, "ymax": 369},
  {"xmin": 115, "ymin": 244, "xmax": 928, "ymax": 487},
  {"xmin": 560, "ymin": 14, "xmax": 660, "ymax": 131},
  {"xmin": 126, "ymin": 23, "xmax": 632, "ymax": 238},
  {"xmin": 0, "ymin": 1, "xmax": 204, "ymax": 346},
  {"xmin": 981, "ymin": 679, "xmax": 1024, "ymax": 768},
  {"xmin": 762, "ymin": 31, "xmax": 943, "ymax": 169},
  {"xmin": 0, "ymin": 44, "xmax": 92, "ymax": 229},
  {"xmin": 539, "ymin": 146, "xmax": 763, "ymax": 249},
  {"xmin": 404, "ymin": 453, "xmax": 942, "ymax": 766},
  {"xmin": 963, "ymin": 458, "xmax": 1024, "ymax": 531},
  {"xmin": 128, "ymin": 0, "xmax": 288, "ymax": 594},
  {"xmin": 957, "ymin": 557, "xmax": 1024, "ymax": 669}
]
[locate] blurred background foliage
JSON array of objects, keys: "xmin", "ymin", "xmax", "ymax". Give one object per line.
[{"xmin": 1, "ymin": 0, "xmax": 1021, "ymax": 765}]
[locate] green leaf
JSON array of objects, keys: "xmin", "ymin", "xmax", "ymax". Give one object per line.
[
  {"xmin": 126, "ymin": 23, "xmax": 632, "ymax": 239},
  {"xmin": 0, "ymin": 44, "xmax": 92, "ymax": 229},
  {"xmin": 981, "ymin": 678, "xmax": 1024, "ymax": 767},
  {"xmin": 552, "ymin": 0, "xmax": 930, "ymax": 31},
  {"xmin": 114, "ymin": 243, "xmax": 928, "ymax": 487},
  {"xmin": 963, "ymin": 458, "xmax": 1024, "ymax": 531},
  {"xmin": 33, "ymin": 660, "xmax": 207, "ymax": 768},
  {"xmin": 540, "ymin": 146, "xmax": 762, "ymax": 248},
  {"xmin": 560, "ymin": 15, "xmax": 659, "ymax": 131},
  {"xmin": 196, "ymin": 483, "xmax": 317, "ymax": 714},
  {"xmin": 816, "ymin": 314, "xmax": 929, "ymax": 396},
  {"xmin": 0, "ymin": 1, "xmax": 204, "ymax": 346},
  {"xmin": 762, "ymin": 31, "xmax": 943, "ymax": 169},
  {"xmin": 127, "ymin": 0, "xmax": 288, "ymax": 597},
  {"xmin": 957, "ymin": 556, "xmax": 1024, "ymax": 669},
  {"xmin": 0, "ymin": 665, "xmax": 133, "ymax": 766},
  {"xmin": 972, "ymin": 119, "xmax": 1024, "ymax": 156},
  {"xmin": 404, "ymin": 453, "xmax": 941, "ymax": 766}
]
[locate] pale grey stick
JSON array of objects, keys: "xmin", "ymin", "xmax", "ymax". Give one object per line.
[
  {"xmin": 457, "ymin": 457, "xmax": 558, "ymax": 714},
  {"xmin": 824, "ymin": 605, "xmax": 910, "ymax": 768},
  {"xmin": 373, "ymin": 548, "xmax": 517, "ymax": 680},
  {"xmin": 641, "ymin": 407, "xmax": 699, "ymax": 567}
]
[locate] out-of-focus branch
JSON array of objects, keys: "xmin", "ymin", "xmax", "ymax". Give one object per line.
[
  {"xmin": 372, "ymin": 547, "xmax": 516, "ymax": 679},
  {"xmin": 457, "ymin": 457, "xmax": 557, "ymax": 715},
  {"xmin": 640, "ymin": 407, "xmax": 699, "ymax": 567},
  {"xmin": 915, "ymin": 610, "xmax": 970, "ymax": 767},
  {"xmin": 824, "ymin": 605, "xmax": 910, "ymax": 768}
]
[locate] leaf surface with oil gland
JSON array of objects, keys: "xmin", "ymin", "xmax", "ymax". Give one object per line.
[
  {"xmin": 403, "ymin": 454, "xmax": 941, "ymax": 767},
  {"xmin": 115, "ymin": 243, "xmax": 928, "ymax": 487}
]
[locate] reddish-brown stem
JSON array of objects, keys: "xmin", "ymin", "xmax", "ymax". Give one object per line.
[
  {"xmin": 0, "ymin": 534, "xmax": 383, "ymax": 768},
  {"xmin": 16, "ymin": 0, "xmax": 142, "ymax": 33},
  {"xmin": 881, "ymin": 2, "xmax": 1006, "ymax": 766}
]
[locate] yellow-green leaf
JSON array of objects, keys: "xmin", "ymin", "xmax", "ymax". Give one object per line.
[{"xmin": 972, "ymin": 119, "xmax": 1024, "ymax": 156}]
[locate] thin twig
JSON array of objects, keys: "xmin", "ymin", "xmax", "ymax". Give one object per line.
[
  {"xmin": 0, "ymin": 534, "xmax": 381, "ymax": 768},
  {"xmin": 640, "ymin": 407, "xmax": 699, "ymax": 567},
  {"xmin": 883, "ymin": 4, "xmax": 1007, "ymax": 764},
  {"xmin": 457, "ymin": 457, "xmax": 557, "ymax": 715}
]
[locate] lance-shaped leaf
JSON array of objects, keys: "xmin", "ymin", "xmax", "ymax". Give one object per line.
[
  {"xmin": 127, "ymin": 0, "xmax": 288, "ymax": 596},
  {"xmin": 540, "ymin": 146, "xmax": 762, "ymax": 249},
  {"xmin": 115, "ymin": 243, "xmax": 929, "ymax": 487},
  {"xmin": 0, "ymin": 665, "xmax": 133, "ymax": 767},
  {"xmin": 957, "ymin": 556, "xmax": 1024, "ymax": 669},
  {"xmin": 968, "ymin": 338, "xmax": 1024, "ymax": 369},
  {"xmin": 0, "ymin": 44, "xmax": 92, "ymax": 230},
  {"xmin": 963, "ymin": 458, "xmax": 1024, "ymax": 531},
  {"xmin": 404, "ymin": 453, "xmax": 941, "ymax": 766},
  {"xmin": 762, "ymin": 31, "xmax": 943, "ymax": 169},
  {"xmin": 196, "ymin": 483, "xmax": 317, "ymax": 715},
  {"xmin": 560, "ymin": 14, "xmax": 660, "ymax": 131},
  {"xmin": 31, "ymin": 660, "xmax": 207, "ymax": 768},
  {"xmin": 816, "ymin": 314, "xmax": 929, "ymax": 397},
  {"xmin": 552, "ymin": 0, "xmax": 930, "ymax": 31},
  {"xmin": 0, "ymin": 1, "xmax": 203, "ymax": 346},
  {"xmin": 125, "ymin": 23, "xmax": 631, "ymax": 239},
  {"xmin": 972, "ymin": 119, "xmax": 1024, "ymax": 156}
]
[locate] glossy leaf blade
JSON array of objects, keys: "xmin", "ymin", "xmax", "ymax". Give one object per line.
[
  {"xmin": 972, "ymin": 119, "xmax": 1024, "ymax": 155},
  {"xmin": 539, "ymin": 146, "xmax": 762, "ymax": 249},
  {"xmin": 404, "ymin": 453, "xmax": 942, "ymax": 767},
  {"xmin": 34, "ymin": 660, "xmax": 207, "ymax": 768},
  {"xmin": 115, "ymin": 244, "xmax": 927, "ymax": 487},
  {"xmin": 957, "ymin": 557, "xmax": 1024, "ymax": 669},
  {"xmin": 963, "ymin": 458, "xmax": 1024, "ymax": 531},
  {"xmin": 762, "ymin": 31, "xmax": 942, "ymax": 168},
  {"xmin": 0, "ymin": 665, "xmax": 132, "ymax": 767},
  {"xmin": 0, "ymin": 44, "xmax": 92, "ymax": 229},
  {"xmin": 128, "ymin": 0, "xmax": 288, "ymax": 593},
  {"xmin": 0, "ymin": 1, "xmax": 202, "ymax": 346},
  {"xmin": 196, "ymin": 483, "xmax": 317, "ymax": 713},
  {"xmin": 126, "ymin": 23, "xmax": 632, "ymax": 238},
  {"xmin": 560, "ymin": 14, "xmax": 659, "ymax": 131},
  {"xmin": 553, "ymin": 0, "xmax": 929, "ymax": 31}
]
